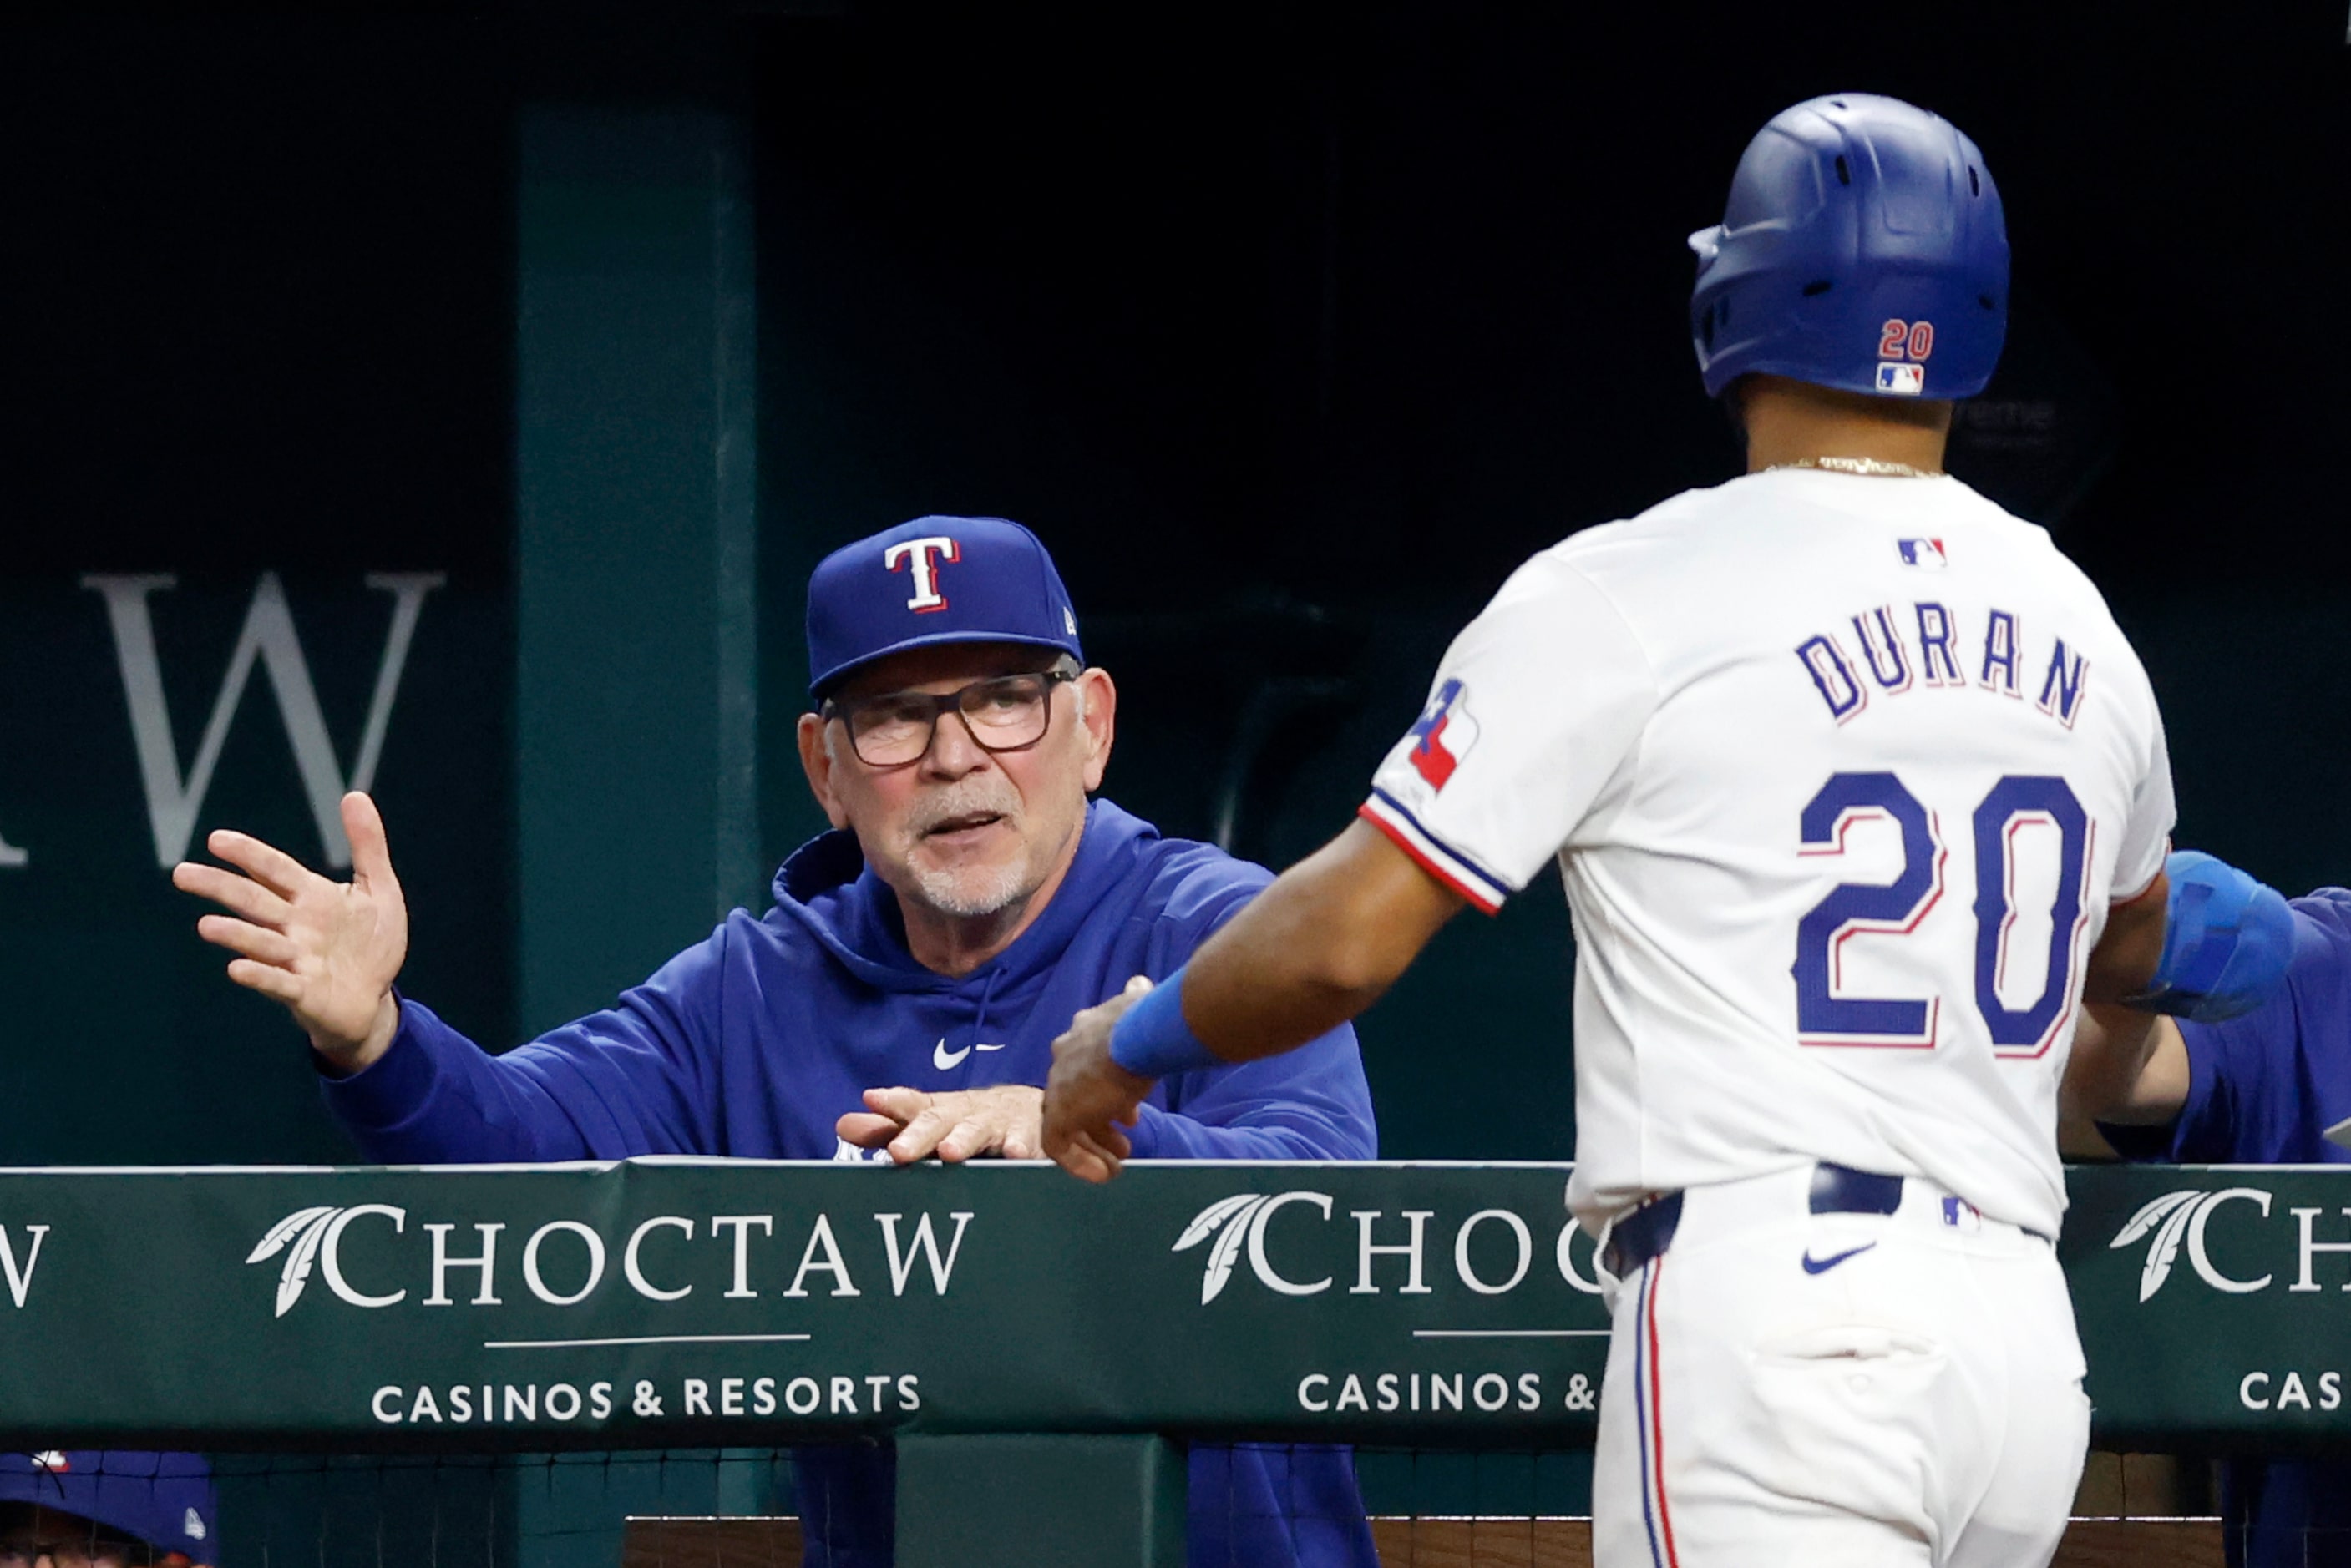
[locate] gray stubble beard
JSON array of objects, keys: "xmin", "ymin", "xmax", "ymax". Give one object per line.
[
  {"xmin": 909, "ymin": 858, "xmax": 1038, "ymax": 920},
  {"xmin": 899, "ymin": 778, "xmax": 1041, "ymax": 919}
]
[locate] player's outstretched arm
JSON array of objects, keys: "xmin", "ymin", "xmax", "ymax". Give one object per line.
[
  {"xmin": 170, "ymin": 790, "xmax": 408, "ymax": 1074},
  {"xmin": 1043, "ymin": 818, "xmax": 1463, "ymax": 1181},
  {"xmin": 1178, "ymin": 819, "xmax": 1467, "ymax": 1057}
]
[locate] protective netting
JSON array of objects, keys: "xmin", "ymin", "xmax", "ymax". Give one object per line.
[
  {"xmin": 201, "ymin": 1447, "xmax": 1593, "ymax": 1566},
  {"xmin": 10, "ymin": 1445, "xmax": 2277, "ymax": 1566},
  {"xmin": 210, "ymin": 1451, "xmax": 788, "ymax": 1567}
]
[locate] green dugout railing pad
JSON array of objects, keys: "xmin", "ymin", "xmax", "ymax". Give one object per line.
[
  {"xmin": 2061, "ymin": 1163, "xmax": 2351, "ymax": 1445},
  {"xmin": 0, "ymin": 1161, "xmax": 1608, "ymax": 1449},
  {"xmin": 0, "ymin": 1161, "xmax": 2343, "ymax": 1449}
]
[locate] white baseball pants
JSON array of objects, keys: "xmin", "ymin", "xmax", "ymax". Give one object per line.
[{"xmin": 1591, "ymin": 1165, "xmax": 2090, "ymax": 1568}]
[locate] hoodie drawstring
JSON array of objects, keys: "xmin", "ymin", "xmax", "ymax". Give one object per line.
[{"xmin": 969, "ymin": 966, "xmax": 1004, "ymax": 1055}]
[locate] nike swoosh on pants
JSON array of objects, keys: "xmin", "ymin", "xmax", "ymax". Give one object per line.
[{"xmin": 1800, "ymin": 1242, "xmax": 1878, "ymax": 1275}]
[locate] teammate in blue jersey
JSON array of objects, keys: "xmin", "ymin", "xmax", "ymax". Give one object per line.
[
  {"xmin": 171, "ymin": 515, "xmax": 1381, "ymax": 1568},
  {"xmin": 2080, "ymin": 852, "xmax": 2348, "ymax": 1568}
]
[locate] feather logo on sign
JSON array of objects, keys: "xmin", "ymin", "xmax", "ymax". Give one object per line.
[
  {"xmin": 246, "ymin": 1206, "xmax": 343, "ymax": 1317},
  {"xmin": 1171, "ymin": 1191, "xmax": 1336, "ymax": 1303},
  {"xmin": 1173, "ymin": 1195, "xmax": 1272, "ymax": 1303},
  {"xmin": 2108, "ymin": 1188, "xmax": 2277, "ymax": 1302}
]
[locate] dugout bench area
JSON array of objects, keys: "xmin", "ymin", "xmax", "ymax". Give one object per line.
[{"xmin": 0, "ymin": 1160, "xmax": 2326, "ymax": 1565}]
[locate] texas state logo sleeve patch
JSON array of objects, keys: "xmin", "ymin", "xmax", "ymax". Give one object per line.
[{"xmin": 1407, "ymin": 678, "xmax": 1480, "ymax": 790}]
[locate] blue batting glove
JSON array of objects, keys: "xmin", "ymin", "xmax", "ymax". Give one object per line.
[{"xmin": 2130, "ymin": 849, "xmax": 2295, "ymax": 1023}]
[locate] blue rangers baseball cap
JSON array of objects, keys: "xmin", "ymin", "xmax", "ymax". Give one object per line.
[
  {"xmin": 806, "ymin": 516, "xmax": 1083, "ymax": 701},
  {"xmin": 0, "ymin": 1451, "xmax": 218, "ymax": 1560}
]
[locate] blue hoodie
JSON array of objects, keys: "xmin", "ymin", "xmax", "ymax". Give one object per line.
[{"xmin": 322, "ymin": 799, "xmax": 1380, "ymax": 1568}]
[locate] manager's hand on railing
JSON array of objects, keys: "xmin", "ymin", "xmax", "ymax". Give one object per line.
[
  {"xmin": 170, "ymin": 790, "xmax": 408, "ymax": 1074},
  {"xmin": 838, "ymin": 1084, "xmax": 1046, "ymax": 1164}
]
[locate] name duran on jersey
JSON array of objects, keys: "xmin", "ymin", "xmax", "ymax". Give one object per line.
[{"xmin": 1796, "ymin": 602, "xmax": 2089, "ymax": 729}]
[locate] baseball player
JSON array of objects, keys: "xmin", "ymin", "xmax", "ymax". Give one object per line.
[{"xmin": 1046, "ymin": 94, "xmax": 2267, "ymax": 1566}]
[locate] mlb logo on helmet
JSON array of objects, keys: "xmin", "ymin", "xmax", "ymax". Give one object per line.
[
  {"xmin": 1408, "ymin": 678, "xmax": 1480, "ymax": 789},
  {"xmin": 1686, "ymin": 94, "xmax": 2009, "ymax": 402}
]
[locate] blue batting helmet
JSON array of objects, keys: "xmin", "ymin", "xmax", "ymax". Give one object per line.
[{"xmin": 1689, "ymin": 94, "xmax": 2009, "ymax": 402}]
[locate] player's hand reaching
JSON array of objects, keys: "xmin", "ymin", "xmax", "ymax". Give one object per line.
[
  {"xmin": 170, "ymin": 791, "xmax": 408, "ymax": 1074},
  {"xmin": 1041, "ymin": 975, "xmax": 1156, "ymax": 1183},
  {"xmin": 837, "ymin": 1085, "xmax": 1045, "ymax": 1164}
]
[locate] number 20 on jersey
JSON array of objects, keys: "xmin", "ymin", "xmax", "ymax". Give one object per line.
[{"xmin": 1795, "ymin": 771, "xmax": 2089, "ymax": 1057}]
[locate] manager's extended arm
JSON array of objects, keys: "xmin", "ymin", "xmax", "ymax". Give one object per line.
[
  {"xmin": 175, "ymin": 790, "xmax": 715, "ymax": 1161},
  {"xmin": 325, "ymin": 984, "xmax": 717, "ymax": 1163}
]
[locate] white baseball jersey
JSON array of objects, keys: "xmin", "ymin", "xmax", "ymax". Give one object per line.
[{"xmin": 1362, "ymin": 469, "xmax": 2174, "ymax": 1240}]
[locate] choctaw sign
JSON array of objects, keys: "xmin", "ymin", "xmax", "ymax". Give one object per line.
[{"xmin": 0, "ymin": 1161, "xmax": 2342, "ymax": 1446}]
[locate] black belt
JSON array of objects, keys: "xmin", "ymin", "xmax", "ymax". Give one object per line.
[{"xmin": 1600, "ymin": 1162, "xmax": 1908, "ymax": 1277}]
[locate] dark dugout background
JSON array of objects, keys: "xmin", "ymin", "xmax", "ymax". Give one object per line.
[
  {"xmin": 759, "ymin": 3, "xmax": 2351, "ymax": 1159},
  {"xmin": 0, "ymin": 16, "xmax": 514, "ymax": 1165},
  {"xmin": 1, "ymin": 2, "xmax": 2346, "ymax": 1172}
]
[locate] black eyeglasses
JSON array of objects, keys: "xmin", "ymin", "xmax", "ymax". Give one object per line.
[{"xmin": 822, "ymin": 664, "xmax": 1079, "ymax": 767}]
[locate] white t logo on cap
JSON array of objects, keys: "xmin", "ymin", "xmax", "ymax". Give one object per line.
[{"xmin": 884, "ymin": 536, "xmax": 960, "ymax": 613}]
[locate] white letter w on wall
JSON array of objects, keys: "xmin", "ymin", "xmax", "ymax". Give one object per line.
[
  {"xmin": 84, "ymin": 573, "xmax": 446, "ymax": 869},
  {"xmin": 0, "ymin": 1225, "xmax": 48, "ymax": 1308}
]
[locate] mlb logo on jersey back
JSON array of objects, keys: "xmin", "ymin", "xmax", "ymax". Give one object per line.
[
  {"xmin": 1876, "ymin": 362, "xmax": 1925, "ymax": 396},
  {"xmin": 1408, "ymin": 678, "xmax": 1479, "ymax": 790},
  {"xmin": 1898, "ymin": 538, "xmax": 1948, "ymax": 570}
]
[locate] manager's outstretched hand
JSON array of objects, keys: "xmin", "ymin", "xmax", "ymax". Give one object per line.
[
  {"xmin": 1041, "ymin": 975, "xmax": 1154, "ymax": 1183},
  {"xmin": 170, "ymin": 790, "xmax": 408, "ymax": 1073}
]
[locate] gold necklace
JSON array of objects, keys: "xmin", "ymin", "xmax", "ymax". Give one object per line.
[{"xmin": 1763, "ymin": 455, "xmax": 1944, "ymax": 478}]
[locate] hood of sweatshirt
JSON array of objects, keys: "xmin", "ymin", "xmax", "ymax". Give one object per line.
[{"xmin": 769, "ymin": 798, "xmax": 1157, "ymax": 1011}]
